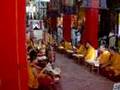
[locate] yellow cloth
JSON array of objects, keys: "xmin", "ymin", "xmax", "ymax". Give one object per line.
[
  {"xmin": 76, "ymin": 45, "xmax": 86, "ymax": 55},
  {"xmin": 99, "ymin": 50, "xmax": 111, "ymax": 65},
  {"xmin": 84, "ymin": 46, "xmax": 96, "ymax": 62},
  {"xmin": 64, "ymin": 41, "xmax": 72, "ymax": 50},
  {"xmin": 28, "ymin": 64, "xmax": 38, "ymax": 88}
]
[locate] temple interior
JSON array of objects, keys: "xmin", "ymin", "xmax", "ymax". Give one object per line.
[{"xmin": 1, "ymin": 0, "xmax": 120, "ymax": 90}]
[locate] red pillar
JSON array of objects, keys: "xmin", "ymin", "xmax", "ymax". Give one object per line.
[
  {"xmin": 81, "ymin": 0, "xmax": 99, "ymax": 49},
  {"xmin": 63, "ymin": 15, "xmax": 72, "ymax": 42},
  {"xmin": 85, "ymin": 8, "xmax": 99, "ymax": 49},
  {"xmin": 0, "ymin": 0, "xmax": 28, "ymax": 90}
]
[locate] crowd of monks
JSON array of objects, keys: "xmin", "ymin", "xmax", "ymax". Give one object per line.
[
  {"xmin": 57, "ymin": 40, "xmax": 120, "ymax": 81},
  {"xmin": 26, "ymin": 32, "xmax": 60, "ymax": 90},
  {"xmin": 26, "ymin": 30, "xmax": 120, "ymax": 90}
]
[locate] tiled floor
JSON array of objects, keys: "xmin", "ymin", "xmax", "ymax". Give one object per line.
[{"xmin": 55, "ymin": 53, "xmax": 114, "ymax": 90}]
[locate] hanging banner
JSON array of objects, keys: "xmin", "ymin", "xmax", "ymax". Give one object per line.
[
  {"xmin": 62, "ymin": 0, "xmax": 76, "ymax": 14},
  {"xmin": 81, "ymin": 0, "xmax": 99, "ymax": 8},
  {"xmin": 63, "ymin": 6, "xmax": 76, "ymax": 14},
  {"xmin": 91, "ymin": 0, "xmax": 99, "ymax": 8},
  {"xmin": 81, "ymin": 0, "xmax": 91, "ymax": 8},
  {"xmin": 49, "ymin": 0, "xmax": 59, "ymax": 10},
  {"xmin": 40, "ymin": 0, "xmax": 50, "ymax": 2},
  {"xmin": 99, "ymin": 0, "xmax": 107, "ymax": 9},
  {"xmin": 62, "ymin": 0, "xmax": 74, "ymax": 6},
  {"xmin": 64, "ymin": 0, "xmax": 74, "ymax": 6}
]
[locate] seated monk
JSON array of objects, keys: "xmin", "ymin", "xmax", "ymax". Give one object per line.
[
  {"xmin": 103, "ymin": 47, "xmax": 120, "ymax": 77},
  {"xmin": 97, "ymin": 46, "xmax": 111, "ymax": 66},
  {"xmin": 38, "ymin": 40, "xmax": 46, "ymax": 56},
  {"xmin": 29, "ymin": 58, "xmax": 55, "ymax": 90},
  {"xmin": 76, "ymin": 43, "xmax": 86, "ymax": 55},
  {"xmin": 84, "ymin": 43, "xmax": 96, "ymax": 64},
  {"xmin": 73, "ymin": 43, "xmax": 86, "ymax": 58},
  {"xmin": 27, "ymin": 38, "xmax": 34, "ymax": 49},
  {"xmin": 37, "ymin": 62, "xmax": 61, "ymax": 90},
  {"xmin": 28, "ymin": 54, "xmax": 40, "ymax": 90},
  {"xmin": 64, "ymin": 41, "xmax": 73, "ymax": 51},
  {"xmin": 64, "ymin": 41, "xmax": 74, "ymax": 54}
]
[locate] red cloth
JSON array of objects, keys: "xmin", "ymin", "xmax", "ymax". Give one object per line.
[{"xmin": 38, "ymin": 76, "xmax": 54, "ymax": 87}]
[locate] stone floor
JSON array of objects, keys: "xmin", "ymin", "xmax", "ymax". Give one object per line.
[{"xmin": 55, "ymin": 53, "xmax": 114, "ymax": 90}]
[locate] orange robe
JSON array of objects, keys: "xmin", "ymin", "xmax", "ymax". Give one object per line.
[
  {"xmin": 28, "ymin": 64, "xmax": 38, "ymax": 89},
  {"xmin": 98, "ymin": 50, "xmax": 111, "ymax": 65},
  {"xmin": 105, "ymin": 53, "xmax": 120, "ymax": 76}
]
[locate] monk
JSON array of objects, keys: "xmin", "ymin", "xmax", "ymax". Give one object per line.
[
  {"xmin": 64, "ymin": 41, "xmax": 73, "ymax": 50},
  {"xmin": 84, "ymin": 43, "xmax": 96, "ymax": 64},
  {"xmin": 72, "ymin": 43, "xmax": 86, "ymax": 63},
  {"xmin": 64, "ymin": 41, "xmax": 74, "ymax": 57},
  {"xmin": 75, "ymin": 43, "xmax": 86, "ymax": 55},
  {"xmin": 101, "ymin": 47, "xmax": 120, "ymax": 77},
  {"xmin": 28, "ymin": 55, "xmax": 39, "ymax": 90},
  {"xmin": 72, "ymin": 43, "xmax": 86, "ymax": 59},
  {"xmin": 97, "ymin": 46, "xmax": 111, "ymax": 66}
]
